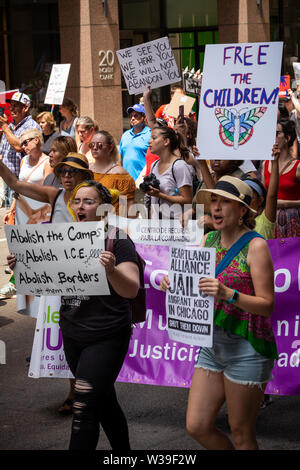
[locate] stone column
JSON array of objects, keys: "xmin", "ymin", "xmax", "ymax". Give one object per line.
[
  {"xmin": 218, "ymin": 0, "xmax": 270, "ymax": 43},
  {"xmin": 58, "ymin": 0, "xmax": 123, "ymax": 141}
]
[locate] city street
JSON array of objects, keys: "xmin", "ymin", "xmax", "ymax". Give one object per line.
[{"xmin": 0, "ymin": 206, "xmax": 300, "ymax": 453}]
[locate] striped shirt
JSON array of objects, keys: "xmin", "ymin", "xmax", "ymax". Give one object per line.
[{"xmin": 0, "ymin": 115, "xmax": 41, "ymax": 176}]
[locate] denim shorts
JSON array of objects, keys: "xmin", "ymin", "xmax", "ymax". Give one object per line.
[{"xmin": 195, "ymin": 326, "xmax": 274, "ymax": 387}]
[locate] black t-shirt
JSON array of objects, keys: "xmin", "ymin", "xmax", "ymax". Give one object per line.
[{"xmin": 59, "ymin": 233, "xmax": 139, "ymax": 341}]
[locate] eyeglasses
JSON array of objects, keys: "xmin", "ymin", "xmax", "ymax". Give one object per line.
[
  {"xmin": 57, "ymin": 167, "xmax": 81, "ymax": 177},
  {"xmin": 88, "ymin": 142, "xmax": 107, "ymax": 150},
  {"xmin": 21, "ymin": 137, "xmax": 35, "ymax": 147},
  {"xmin": 71, "ymin": 198, "xmax": 100, "ymax": 208}
]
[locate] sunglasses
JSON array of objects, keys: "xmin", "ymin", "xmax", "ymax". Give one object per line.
[
  {"xmin": 71, "ymin": 198, "xmax": 100, "ymax": 208},
  {"xmin": 21, "ymin": 137, "xmax": 35, "ymax": 147},
  {"xmin": 88, "ymin": 142, "xmax": 107, "ymax": 150},
  {"xmin": 57, "ymin": 167, "xmax": 82, "ymax": 177}
]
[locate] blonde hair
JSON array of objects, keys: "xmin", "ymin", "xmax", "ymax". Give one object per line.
[
  {"xmin": 67, "ymin": 180, "xmax": 119, "ymax": 220},
  {"xmin": 21, "ymin": 128, "xmax": 44, "ymax": 145},
  {"xmin": 37, "ymin": 111, "xmax": 56, "ymax": 131}
]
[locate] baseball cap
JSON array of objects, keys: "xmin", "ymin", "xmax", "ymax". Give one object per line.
[
  {"xmin": 9, "ymin": 92, "xmax": 31, "ymax": 106},
  {"xmin": 127, "ymin": 104, "xmax": 145, "ymax": 115}
]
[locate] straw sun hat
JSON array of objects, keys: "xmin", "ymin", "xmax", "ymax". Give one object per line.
[
  {"xmin": 196, "ymin": 175, "xmax": 257, "ymax": 214},
  {"xmin": 54, "ymin": 152, "xmax": 94, "ymax": 179}
]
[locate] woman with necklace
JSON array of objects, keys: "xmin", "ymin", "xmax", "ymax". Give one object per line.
[
  {"xmin": 89, "ymin": 130, "xmax": 136, "ymax": 216},
  {"xmin": 262, "ymin": 119, "xmax": 300, "ymax": 237}
]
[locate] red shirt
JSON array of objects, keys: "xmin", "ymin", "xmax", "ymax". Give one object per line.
[{"xmin": 264, "ymin": 160, "xmax": 300, "ymax": 200}]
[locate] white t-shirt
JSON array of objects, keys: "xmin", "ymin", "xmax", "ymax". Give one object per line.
[{"xmin": 150, "ymin": 158, "xmax": 193, "ymax": 219}]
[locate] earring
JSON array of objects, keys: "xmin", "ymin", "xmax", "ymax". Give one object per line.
[{"xmin": 238, "ymin": 216, "xmax": 243, "ymax": 226}]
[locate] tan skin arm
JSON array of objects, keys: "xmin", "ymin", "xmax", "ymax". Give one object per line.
[
  {"xmin": 146, "ymin": 184, "xmax": 193, "ymax": 206},
  {"xmin": 99, "ymin": 252, "xmax": 140, "ymax": 299},
  {"xmin": 0, "ymin": 159, "xmax": 59, "ymax": 205},
  {"xmin": 0, "ymin": 115, "xmax": 22, "ymax": 152}
]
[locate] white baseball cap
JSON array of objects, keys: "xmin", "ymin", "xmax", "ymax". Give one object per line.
[{"xmin": 9, "ymin": 92, "xmax": 31, "ymax": 106}]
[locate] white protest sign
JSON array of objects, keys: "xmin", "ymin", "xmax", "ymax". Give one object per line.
[
  {"xmin": 28, "ymin": 296, "xmax": 74, "ymax": 379},
  {"xmin": 197, "ymin": 42, "xmax": 283, "ymax": 160},
  {"xmin": 108, "ymin": 214, "xmax": 204, "ymax": 246},
  {"xmin": 293, "ymin": 62, "xmax": 300, "ymax": 85},
  {"xmin": 166, "ymin": 245, "xmax": 216, "ymax": 347},
  {"xmin": 44, "ymin": 64, "xmax": 71, "ymax": 105},
  {"xmin": 116, "ymin": 37, "xmax": 181, "ymax": 95},
  {"xmin": 4, "ymin": 221, "xmax": 110, "ymax": 296}
]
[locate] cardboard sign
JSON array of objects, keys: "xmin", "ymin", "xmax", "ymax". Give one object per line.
[
  {"xmin": 197, "ymin": 42, "xmax": 283, "ymax": 160},
  {"xmin": 166, "ymin": 92, "xmax": 196, "ymax": 118},
  {"xmin": 4, "ymin": 221, "xmax": 110, "ymax": 296},
  {"xmin": 44, "ymin": 64, "xmax": 71, "ymax": 105},
  {"xmin": 166, "ymin": 245, "xmax": 215, "ymax": 347},
  {"xmin": 116, "ymin": 37, "xmax": 181, "ymax": 95}
]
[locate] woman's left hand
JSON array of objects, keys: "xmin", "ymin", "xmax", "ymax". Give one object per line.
[
  {"xmin": 99, "ymin": 250, "xmax": 116, "ymax": 274},
  {"xmin": 146, "ymin": 185, "xmax": 160, "ymax": 198},
  {"xmin": 199, "ymin": 277, "xmax": 232, "ymax": 301}
]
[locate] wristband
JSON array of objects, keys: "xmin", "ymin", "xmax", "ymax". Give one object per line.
[{"xmin": 227, "ymin": 289, "xmax": 239, "ymax": 304}]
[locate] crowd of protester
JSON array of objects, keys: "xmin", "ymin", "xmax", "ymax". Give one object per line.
[{"xmin": 1, "ymin": 81, "xmax": 300, "ymax": 451}]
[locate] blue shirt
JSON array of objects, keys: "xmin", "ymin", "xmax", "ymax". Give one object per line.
[
  {"xmin": 119, "ymin": 125, "xmax": 151, "ymax": 181},
  {"xmin": 0, "ymin": 115, "xmax": 41, "ymax": 176}
]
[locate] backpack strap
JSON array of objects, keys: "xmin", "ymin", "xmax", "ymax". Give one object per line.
[
  {"xmin": 215, "ymin": 231, "xmax": 264, "ymax": 277},
  {"xmin": 49, "ymin": 189, "xmax": 63, "ymax": 223}
]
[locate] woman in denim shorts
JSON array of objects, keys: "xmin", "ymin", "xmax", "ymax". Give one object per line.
[{"xmin": 161, "ymin": 175, "xmax": 278, "ymax": 450}]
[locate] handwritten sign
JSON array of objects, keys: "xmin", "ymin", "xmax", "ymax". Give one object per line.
[
  {"xmin": 116, "ymin": 37, "xmax": 181, "ymax": 95},
  {"xmin": 4, "ymin": 221, "xmax": 110, "ymax": 296},
  {"xmin": 166, "ymin": 245, "xmax": 215, "ymax": 347},
  {"xmin": 108, "ymin": 214, "xmax": 203, "ymax": 246},
  {"xmin": 197, "ymin": 42, "xmax": 283, "ymax": 160},
  {"xmin": 44, "ymin": 64, "xmax": 71, "ymax": 105}
]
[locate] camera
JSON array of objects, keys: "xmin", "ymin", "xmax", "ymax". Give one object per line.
[{"xmin": 139, "ymin": 173, "xmax": 160, "ymax": 192}]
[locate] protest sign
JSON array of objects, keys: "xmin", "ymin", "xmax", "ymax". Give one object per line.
[
  {"xmin": 44, "ymin": 64, "xmax": 71, "ymax": 105},
  {"xmin": 108, "ymin": 214, "xmax": 203, "ymax": 246},
  {"xmin": 116, "ymin": 37, "xmax": 181, "ymax": 95},
  {"xmin": 4, "ymin": 221, "xmax": 110, "ymax": 296},
  {"xmin": 0, "ymin": 89, "xmax": 19, "ymax": 124},
  {"xmin": 28, "ymin": 238, "xmax": 300, "ymax": 396},
  {"xmin": 293, "ymin": 62, "xmax": 300, "ymax": 85},
  {"xmin": 197, "ymin": 42, "xmax": 283, "ymax": 160},
  {"xmin": 182, "ymin": 67, "xmax": 202, "ymax": 95},
  {"xmin": 279, "ymin": 75, "xmax": 290, "ymax": 98},
  {"xmin": 166, "ymin": 92, "xmax": 195, "ymax": 118},
  {"xmin": 166, "ymin": 244, "xmax": 215, "ymax": 347}
]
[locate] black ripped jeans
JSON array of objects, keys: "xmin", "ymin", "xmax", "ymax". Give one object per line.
[{"xmin": 62, "ymin": 326, "xmax": 131, "ymax": 451}]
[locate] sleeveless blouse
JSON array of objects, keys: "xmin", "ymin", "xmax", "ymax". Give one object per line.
[
  {"xmin": 264, "ymin": 159, "xmax": 300, "ymax": 200},
  {"xmin": 93, "ymin": 172, "xmax": 136, "ymax": 214},
  {"xmin": 205, "ymin": 231, "xmax": 278, "ymax": 359}
]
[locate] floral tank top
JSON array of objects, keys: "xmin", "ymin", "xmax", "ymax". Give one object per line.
[{"xmin": 205, "ymin": 231, "xmax": 278, "ymax": 359}]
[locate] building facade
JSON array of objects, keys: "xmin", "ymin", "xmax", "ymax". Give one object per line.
[{"xmin": 0, "ymin": 0, "xmax": 299, "ymax": 141}]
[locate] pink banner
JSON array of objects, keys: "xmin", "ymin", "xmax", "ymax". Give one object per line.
[{"xmin": 118, "ymin": 238, "xmax": 300, "ymax": 396}]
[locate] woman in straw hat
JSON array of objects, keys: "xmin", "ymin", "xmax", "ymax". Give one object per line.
[
  {"xmin": 161, "ymin": 175, "xmax": 277, "ymax": 450},
  {"xmin": 0, "ymin": 152, "xmax": 93, "ymax": 221}
]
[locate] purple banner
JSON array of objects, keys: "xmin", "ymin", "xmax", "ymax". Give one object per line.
[
  {"xmin": 265, "ymin": 238, "xmax": 300, "ymax": 395},
  {"xmin": 118, "ymin": 238, "xmax": 300, "ymax": 396}
]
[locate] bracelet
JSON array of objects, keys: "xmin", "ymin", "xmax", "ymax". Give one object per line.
[{"xmin": 227, "ymin": 289, "xmax": 239, "ymax": 304}]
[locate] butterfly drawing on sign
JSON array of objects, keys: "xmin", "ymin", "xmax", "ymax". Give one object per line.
[{"xmin": 215, "ymin": 107, "xmax": 267, "ymax": 150}]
